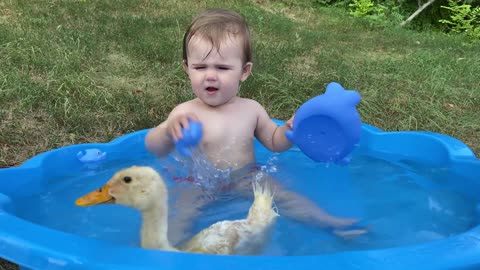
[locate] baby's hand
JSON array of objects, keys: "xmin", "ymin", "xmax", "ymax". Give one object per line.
[
  {"xmin": 286, "ymin": 114, "xmax": 295, "ymax": 129},
  {"xmin": 167, "ymin": 113, "xmax": 199, "ymax": 141}
]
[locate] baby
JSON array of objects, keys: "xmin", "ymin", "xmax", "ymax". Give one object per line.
[{"xmin": 145, "ymin": 8, "xmax": 362, "ymax": 244}]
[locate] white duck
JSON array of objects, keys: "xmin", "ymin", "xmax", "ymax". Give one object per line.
[{"xmin": 75, "ymin": 166, "xmax": 278, "ymax": 255}]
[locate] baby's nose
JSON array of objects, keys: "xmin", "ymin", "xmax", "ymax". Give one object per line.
[{"xmin": 205, "ymin": 69, "xmax": 217, "ymax": 81}]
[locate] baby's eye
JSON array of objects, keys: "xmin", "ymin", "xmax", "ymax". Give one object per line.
[
  {"xmin": 194, "ymin": 66, "xmax": 205, "ymax": 70},
  {"xmin": 123, "ymin": 176, "xmax": 132, "ymax": 183},
  {"xmin": 217, "ymin": 66, "xmax": 230, "ymax": 70}
]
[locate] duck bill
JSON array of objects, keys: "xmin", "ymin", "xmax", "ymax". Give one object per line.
[{"xmin": 75, "ymin": 182, "xmax": 115, "ymax": 206}]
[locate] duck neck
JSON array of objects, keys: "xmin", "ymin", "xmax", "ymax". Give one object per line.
[{"xmin": 140, "ymin": 200, "xmax": 176, "ymax": 251}]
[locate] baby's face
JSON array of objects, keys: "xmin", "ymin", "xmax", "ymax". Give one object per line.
[{"xmin": 184, "ymin": 35, "xmax": 252, "ymax": 107}]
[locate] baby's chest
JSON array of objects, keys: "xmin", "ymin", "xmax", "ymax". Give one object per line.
[{"xmin": 201, "ymin": 117, "xmax": 256, "ymax": 145}]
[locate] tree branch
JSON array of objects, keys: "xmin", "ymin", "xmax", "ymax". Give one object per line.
[{"xmin": 400, "ymin": 0, "xmax": 437, "ymax": 27}]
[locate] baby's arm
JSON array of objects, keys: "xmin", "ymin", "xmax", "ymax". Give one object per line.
[
  {"xmin": 253, "ymin": 102, "xmax": 293, "ymax": 152},
  {"xmin": 145, "ymin": 105, "xmax": 198, "ymax": 158},
  {"xmin": 145, "ymin": 121, "xmax": 174, "ymax": 157}
]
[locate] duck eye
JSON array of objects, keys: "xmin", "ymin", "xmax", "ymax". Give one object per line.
[{"xmin": 123, "ymin": 176, "xmax": 132, "ymax": 183}]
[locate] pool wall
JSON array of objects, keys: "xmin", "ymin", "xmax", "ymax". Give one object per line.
[{"xmin": 1, "ymin": 122, "xmax": 479, "ymax": 270}]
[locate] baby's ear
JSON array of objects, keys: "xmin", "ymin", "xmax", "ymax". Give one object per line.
[
  {"xmin": 240, "ymin": 62, "xmax": 253, "ymax": 82},
  {"xmin": 182, "ymin": 60, "xmax": 188, "ymax": 71}
]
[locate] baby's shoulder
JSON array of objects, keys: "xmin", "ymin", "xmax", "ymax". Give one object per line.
[
  {"xmin": 170, "ymin": 99, "xmax": 200, "ymax": 113},
  {"xmin": 236, "ymin": 97, "xmax": 264, "ymax": 109}
]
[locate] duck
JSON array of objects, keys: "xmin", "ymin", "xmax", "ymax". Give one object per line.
[{"xmin": 75, "ymin": 165, "xmax": 278, "ymax": 255}]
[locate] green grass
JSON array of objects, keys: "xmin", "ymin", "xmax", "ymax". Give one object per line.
[
  {"xmin": 0, "ymin": 0, "xmax": 479, "ymax": 168},
  {"xmin": 0, "ymin": 258, "xmax": 16, "ymax": 270},
  {"xmin": 0, "ymin": 0, "xmax": 478, "ymax": 268}
]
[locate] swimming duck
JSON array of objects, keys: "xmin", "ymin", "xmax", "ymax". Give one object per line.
[{"xmin": 75, "ymin": 166, "xmax": 278, "ymax": 255}]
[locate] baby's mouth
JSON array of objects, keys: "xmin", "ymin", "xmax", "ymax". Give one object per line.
[{"xmin": 206, "ymin": 87, "xmax": 219, "ymax": 93}]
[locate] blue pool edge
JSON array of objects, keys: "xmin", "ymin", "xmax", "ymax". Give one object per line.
[{"xmin": 1, "ymin": 122, "xmax": 480, "ymax": 270}]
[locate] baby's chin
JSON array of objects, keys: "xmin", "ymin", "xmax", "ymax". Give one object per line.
[{"xmin": 197, "ymin": 95, "xmax": 236, "ymax": 107}]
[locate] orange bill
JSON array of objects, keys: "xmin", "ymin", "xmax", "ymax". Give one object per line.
[{"xmin": 75, "ymin": 182, "xmax": 115, "ymax": 206}]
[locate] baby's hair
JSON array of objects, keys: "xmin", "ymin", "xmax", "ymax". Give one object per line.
[{"xmin": 182, "ymin": 8, "xmax": 252, "ymax": 65}]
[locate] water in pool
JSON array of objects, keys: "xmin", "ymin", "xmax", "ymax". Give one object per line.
[{"xmin": 12, "ymin": 147, "xmax": 477, "ymax": 256}]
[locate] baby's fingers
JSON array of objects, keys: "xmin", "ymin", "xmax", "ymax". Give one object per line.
[
  {"xmin": 185, "ymin": 112, "xmax": 199, "ymax": 122},
  {"xmin": 169, "ymin": 113, "xmax": 200, "ymax": 141},
  {"xmin": 286, "ymin": 115, "xmax": 295, "ymax": 129},
  {"xmin": 178, "ymin": 116, "xmax": 192, "ymax": 131},
  {"xmin": 173, "ymin": 115, "xmax": 194, "ymax": 140},
  {"xmin": 170, "ymin": 123, "xmax": 184, "ymax": 141}
]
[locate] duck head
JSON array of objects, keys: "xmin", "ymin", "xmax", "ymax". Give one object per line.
[{"xmin": 75, "ymin": 166, "xmax": 168, "ymax": 212}]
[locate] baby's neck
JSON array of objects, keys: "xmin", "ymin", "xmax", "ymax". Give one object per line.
[{"xmin": 196, "ymin": 96, "xmax": 239, "ymax": 109}]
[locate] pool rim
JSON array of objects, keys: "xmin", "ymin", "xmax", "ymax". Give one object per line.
[{"xmin": 1, "ymin": 122, "xmax": 479, "ymax": 270}]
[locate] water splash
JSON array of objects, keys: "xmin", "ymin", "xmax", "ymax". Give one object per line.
[{"xmin": 172, "ymin": 148, "xmax": 232, "ymax": 193}]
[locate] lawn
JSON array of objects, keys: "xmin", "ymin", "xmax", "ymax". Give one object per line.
[{"xmin": 0, "ymin": 1, "xmax": 479, "ymax": 266}]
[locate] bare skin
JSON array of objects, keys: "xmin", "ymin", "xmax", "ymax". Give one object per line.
[
  {"xmin": 146, "ymin": 97, "xmax": 291, "ymax": 170},
  {"xmin": 146, "ymin": 34, "xmax": 363, "ymax": 245}
]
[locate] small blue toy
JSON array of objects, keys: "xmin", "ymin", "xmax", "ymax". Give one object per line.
[
  {"xmin": 76, "ymin": 148, "xmax": 107, "ymax": 163},
  {"xmin": 175, "ymin": 120, "xmax": 203, "ymax": 157},
  {"xmin": 285, "ymin": 82, "xmax": 362, "ymax": 164}
]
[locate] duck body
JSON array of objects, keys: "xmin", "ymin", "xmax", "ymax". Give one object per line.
[
  {"xmin": 75, "ymin": 166, "xmax": 277, "ymax": 255},
  {"xmin": 180, "ymin": 181, "xmax": 277, "ymax": 255}
]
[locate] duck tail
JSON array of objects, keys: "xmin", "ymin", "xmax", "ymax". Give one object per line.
[{"xmin": 246, "ymin": 180, "xmax": 279, "ymax": 227}]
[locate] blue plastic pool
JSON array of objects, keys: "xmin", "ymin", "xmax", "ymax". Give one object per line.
[{"xmin": 1, "ymin": 122, "xmax": 480, "ymax": 270}]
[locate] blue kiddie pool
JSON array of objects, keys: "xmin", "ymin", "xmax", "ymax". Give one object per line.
[{"xmin": 1, "ymin": 83, "xmax": 480, "ymax": 269}]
